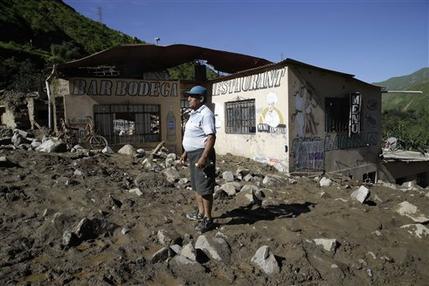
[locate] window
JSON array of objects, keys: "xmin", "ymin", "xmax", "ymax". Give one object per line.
[
  {"xmin": 225, "ymin": 99, "xmax": 256, "ymax": 134},
  {"xmin": 325, "ymin": 97, "xmax": 349, "ymax": 133}
]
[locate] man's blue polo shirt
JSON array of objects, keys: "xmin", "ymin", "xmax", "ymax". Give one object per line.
[{"xmin": 182, "ymin": 105, "xmax": 216, "ymax": 152}]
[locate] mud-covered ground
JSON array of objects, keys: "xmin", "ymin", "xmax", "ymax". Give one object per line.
[{"xmin": 0, "ymin": 147, "xmax": 428, "ymax": 285}]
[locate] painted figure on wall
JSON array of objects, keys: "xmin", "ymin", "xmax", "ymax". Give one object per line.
[
  {"xmin": 259, "ymin": 92, "xmax": 283, "ymax": 128},
  {"xmin": 292, "ymin": 86, "xmax": 318, "ymax": 137}
]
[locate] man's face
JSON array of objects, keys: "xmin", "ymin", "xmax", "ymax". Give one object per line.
[{"xmin": 187, "ymin": 95, "xmax": 202, "ymax": 110}]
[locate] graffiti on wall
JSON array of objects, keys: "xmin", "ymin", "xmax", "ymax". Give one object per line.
[
  {"xmin": 292, "ymin": 85, "xmax": 318, "ymax": 137},
  {"xmin": 324, "ymin": 132, "xmax": 378, "ymax": 151},
  {"xmin": 257, "ymin": 92, "xmax": 286, "ymax": 134},
  {"xmin": 292, "ymin": 137, "xmax": 325, "ymax": 171},
  {"xmin": 349, "ymin": 92, "xmax": 361, "ymax": 136}
]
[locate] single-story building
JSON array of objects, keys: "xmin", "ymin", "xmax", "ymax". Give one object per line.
[{"xmin": 211, "ymin": 59, "xmax": 382, "ymax": 180}]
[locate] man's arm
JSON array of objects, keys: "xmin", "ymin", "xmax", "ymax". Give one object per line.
[{"xmin": 196, "ymin": 134, "xmax": 216, "ymax": 169}]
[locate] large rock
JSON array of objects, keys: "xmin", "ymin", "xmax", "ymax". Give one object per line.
[
  {"xmin": 195, "ymin": 235, "xmax": 231, "ymax": 263},
  {"xmin": 236, "ymin": 184, "xmax": 264, "ymax": 207},
  {"xmin": 251, "ymin": 245, "xmax": 280, "ymax": 275},
  {"xmin": 222, "ymin": 171, "xmax": 235, "ymax": 182},
  {"xmin": 262, "ymin": 175, "xmax": 284, "ymax": 186},
  {"xmin": 396, "ymin": 201, "xmax": 429, "ymax": 223},
  {"xmin": 221, "ymin": 182, "xmax": 241, "ymax": 196},
  {"xmin": 117, "ymin": 144, "xmax": 136, "ymax": 156},
  {"xmin": 400, "ymin": 224, "xmax": 429, "ymax": 239},
  {"xmin": 180, "ymin": 242, "xmax": 197, "ymax": 261},
  {"xmin": 168, "ymin": 255, "xmax": 206, "ymax": 277},
  {"xmin": 157, "ymin": 229, "xmax": 182, "ymax": 246},
  {"xmin": 319, "ymin": 177, "xmax": 332, "ymax": 187},
  {"xmin": 35, "ymin": 138, "xmax": 67, "ymax": 153},
  {"xmin": 151, "ymin": 246, "xmax": 173, "ymax": 263},
  {"xmin": 102, "ymin": 146, "xmax": 114, "ymax": 154},
  {"xmin": 313, "ymin": 238, "xmax": 339, "ymax": 252},
  {"xmin": 351, "ymin": 186, "xmax": 370, "ymax": 203},
  {"xmin": 162, "ymin": 167, "xmax": 180, "ymax": 184}
]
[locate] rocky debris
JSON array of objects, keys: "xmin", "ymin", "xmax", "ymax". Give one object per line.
[
  {"xmin": 151, "ymin": 246, "xmax": 173, "ymax": 263},
  {"xmin": 162, "ymin": 167, "xmax": 180, "ymax": 184},
  {"xmin": 351, "ymin": 186, "xmax": 370, "ymax": 203},
  {"xmin": 102, "ymin": 146, "xmax": 114, "ymax": 154},
  {"xmin": 262, "ymin": 174, "xmax": 284, "ymax": 186},
  {"xmin": 319, "ymin": 177, "xmax": 333, "ymax": 187},
  {"xmin": 157, "ymin": 229, "xmax": 181, "ymax": 246},
  {"xmin": 195, "ymin": 235, "xmax": 231, "ymax": 263},
  {"xmin": 169, "ymin": 244, "xmax": 182, "ymax": 254},
  {"xmin": 313, "ymin": 238, "xmax": 339, "ymax": 252},
  {"xmin": 400, "ymin": 224, "xmax": 429, "ymax": 239},
  {"xmin": 168, "ymin": 255, "xmax": 206, "ymax": 276},
  {"xmin": 401, "ymin": 180, "xmax": 422, "ymax": 192},
  {"xmin": 128, "ymin": 188, "xmax": 143, "ymax": 196},
  {"xmin": 63, "ymin": 217, "xmax": 117, "ymax": 246},
  {"xmin": 236, "ymin": 184, "xmax": 264, "ymax": 207},
  {"xmin": 243, "ymin": 173, "xmax": 253, "ymax": 182},
  {"xmin": 35, "ymin": 138, "xmax": 67, "ymax": 153},
  {"xmin": 222, "ymin": 171, "xmax": 235, "ymax": 182},
  {"xmin": 180, "ymin": 242, "xmax": 197, "ymax": 261},
  {"xmin": 251, "ymin": 245, "xmax": 280, "ymax": 275},
  {"xmin": 221, "ymin": 182, "xmax": 241, "ymax": 196},
  {"xmin": 0, "ymin": 156, "xmax": 19, "ymax": 168},
  {"xmin": 396, "ymin": 201, "xmax": 429, "ymax": 223},
  {"xmin": 118, "ymin": 144, "xmax": 136, "ymax": 156}
]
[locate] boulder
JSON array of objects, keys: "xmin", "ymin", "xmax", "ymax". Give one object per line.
[
  {"xmin": 222, "ymin": 171, "xmax": 235, "ymax": 182},
  {"xmin": 162, "ymin": 167, "xmax": 180, "ymax": 184},
  {"xmin": 168, "ymin": 255, "xmax": 206, "ymax": 276},
  {"xmin": 351, "ymin": 186, "xmax": 370, "ymax": 203},
  {"xmin": 313, "ymin": 238, "xmax": 339, "ymax": 252},
  {"xmin": 221, "ymin": 182, "xmax": 241, "ymax": 196},
  {"xmin": 157, "ymin": 229, "xmax": 182, "ymax": 246},
  {"xmin": 396, "ymin": 201, "xmax": 429, "ymax": 223},
  {"xmin": 251, "ymin": 245, "xmax": 280, "ymax": 275},
  {"xmin": 35, "ymin": 138, "xmax": 67, "ymax": 153},
  {"xmin": 117, "ymin": 144, "xmax": 136, "ymax": 156},
  {"xmin": 319, "ymin": 177, "xmax": 332, "ymax": 187},
  {"xmin": 243, "ymin": 174, "xmax": 253, "ymax": 182},
  {"xmin": 195, "ymin": 235, "xmax": 231, "ymax": 263},
  {"xmin": 180, "ymin": 242, "xmax": 197, "ymax": 261},
  {"xmin": 400, "ymin": 224, "xmax": 429, "ymax": 239}
]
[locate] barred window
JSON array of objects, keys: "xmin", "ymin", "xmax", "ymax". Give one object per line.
[
  {"xmin": 225, "ymin": 99, "xmax": 256, "ymax": 134},
  {"xmin": 325, "ymin": 97, "xmax": 349, "ymax": 133}
]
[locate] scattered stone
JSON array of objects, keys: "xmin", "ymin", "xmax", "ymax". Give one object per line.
[
  {"xmin": 35, "ymin": 138, "xmax": 67, "ymax": 153},
  {"xmin": 170, "ymin": 244, "xmax": 182, "ymax": 254},
  {"xmin": 262, "ymin": 175, "xmax": 284, "ymax": 186},
  {"xmin": 180, "ymin": 242, "xmax": 197, "ymax": 261},
  {"xmin": 351, "ymin": 186, "xmax": 370, "ymax": 203},
  {"xmin": 400, "ymin": 224, "xmax": 429, "ymax": 239},
  {"xmin": 62, "ymin": 230, "xmax": 79, "ymax": 247},
  {"xmin": 102, "ymin": 146, "xmax": 114, "ymax": 154},
  {"xmin": 168, "ymin": 255, "xmax": 205, "ymax": 275},
  {"xmin": 250, "ymin": 245, "xmax": 280, "ymax": 275},
  {"xmin": 243, "ymin": 173, "xmax": 253, "ymax": 182},
  {"xmin": 319, "ymin": 177, "xmax": 332, "ymax": 187},
  {"xmin": 195, "ymin": 235, "xmax": 231, "ymax": 262},
  {"xmin": 157, "ymin": 229, "xmax": 181, "ymax": 246},
  {"xmin": 221, "ymin": 182, "xmax": 241, "ymax": 196},
  {"xmin": 30, "ymin": 140, "xmax": 41, "ymax": 149},
  {"xmin": 151, "ymin": 246, "xmax": 172, "ymax": 263},
  {"xmin": 128, "ymin": 188, "xmax": 143, "ymax": 196},
  {"xmin": 313, "ymin": 238, "xmax": 339, "ymax": 252},
  {"xmin": 73, "ymin": 169, "xmax": 83, "ymax": 176},
  {"xmin": 118, "ymin": 144, "xmax": 136, "ymax": 156},
  {"xmin": 396, "ymin": 201, "xmax": 429, "ymax": 223},
  {"xmin": 222, "ymin": 171, "xmax": 235, "ymax": 182},
  {"xmin": 121, "ymin": 227, "xmax": 130, "ymax": 235},
  {"xmin": 0, "ymin": 156, "xmax": 19, "ymax": 168},
  {"xmin": 162, "ymin": 167, "xmax": 180, "ymax": 184}
]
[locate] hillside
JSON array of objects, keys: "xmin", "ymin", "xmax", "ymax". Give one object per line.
[
  {"xmin": 0, "ymin": 0, "xmax": 144, "ymax": 91},
  {"xmin": 374, "ymin": 68, "xmax": 429, "ymax": 150},
  {"xmin": 375, "ymin": 67, "xmax": 429, "ymax": 113}
]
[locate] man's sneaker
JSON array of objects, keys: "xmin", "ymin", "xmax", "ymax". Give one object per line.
[
  {"xmin": 195, "ymin": 217, "xmax": 215, "ymax": 233},
  {"xmin": 186, "ymin": 210, "xmax": 204, "ymax": 221}
]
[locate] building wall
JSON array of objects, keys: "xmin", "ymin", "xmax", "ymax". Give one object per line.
[
  {"xmin": 288, "ymin": 65, "xmax": 382, "ymax": 179},
  {"xmin": 211, "ymin": 67, "xmax": 289, "ymax": 172},
  {"xmin": 52, "ymin": 77, "xmax": 182, "ymax": 152}
]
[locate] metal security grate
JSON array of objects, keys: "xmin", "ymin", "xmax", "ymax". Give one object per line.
[
  {"xmin": 94, "ymin": 104, "xmax": 161, "ymax": 145},
  {"xmin": 225, "ymin": 99, "xmax": 256, "ymax": 134},
  {"xmin": 325, "ymin": 97, "xmax": 349, "ymax": 133}
]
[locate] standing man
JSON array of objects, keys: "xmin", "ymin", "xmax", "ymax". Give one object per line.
[{"xmin": 180, "ymin": 85, "xmax": 216, "ymax": 233}]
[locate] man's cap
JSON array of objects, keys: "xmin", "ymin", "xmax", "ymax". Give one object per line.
[{"xmin": 184, "ymin": 85, "xmax": 207, "ymax": 97}]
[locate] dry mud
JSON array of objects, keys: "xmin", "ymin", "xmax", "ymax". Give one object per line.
[{"xmin": 0, "ymin": 149, "xmax": 428, "ymax": 285}]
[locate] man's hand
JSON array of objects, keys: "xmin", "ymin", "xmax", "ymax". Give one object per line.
[
  {"xmin": 195, "ymin": 156, "xmax": 207, "ymax": 169},
  {"xmin": 180, "ymin": 152, "xmax": 187, "ymax": 165}
]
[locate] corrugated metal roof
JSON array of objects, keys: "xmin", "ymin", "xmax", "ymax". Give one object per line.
[{"xmin": 56, "ymin": 44, "xmax": 271, "ymax": 75}]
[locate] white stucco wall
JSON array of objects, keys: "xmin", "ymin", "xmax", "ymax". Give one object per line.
[{"xmin": 212, "ymin": 67, "xmax": 290, "ymax": 172}]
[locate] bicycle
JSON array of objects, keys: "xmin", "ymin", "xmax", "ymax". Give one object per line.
[
  {"xmin": 83, "ymin": 117, "xmax": 108, "ymax": 150},
  {"xmin": 58, "ymin": 117, "xmax": 108, "ymax": 150}
]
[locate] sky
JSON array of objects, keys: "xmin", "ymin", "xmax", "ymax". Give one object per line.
[{"xmin": 64, "ymin": 0, "xmax": 428, "ymax": 83}]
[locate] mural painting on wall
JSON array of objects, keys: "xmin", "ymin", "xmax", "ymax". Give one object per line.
[
  {"xmin": 292, "ymin": 85, "xmax": 318, "ymax": 137},
  {"xmin": 257, "ymin": 92, "xmax": 286, "ymax": 134},
  {"xmin": 292, "ymin": 137, "xmax": 324, "ymax": 171},
  {"xmin": 349, "ymin": 92, "xmax": 362, "ymax": 137}
]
